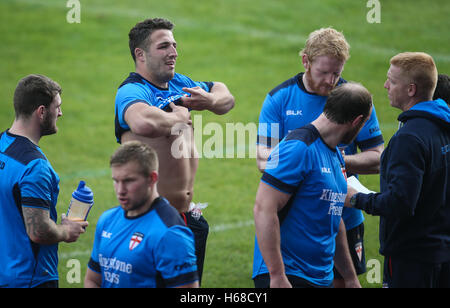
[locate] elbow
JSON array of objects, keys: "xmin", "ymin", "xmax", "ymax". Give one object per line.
[
  {"xmin": 129, "ymin": 121, "xmax": 160, "ymax": 138},
  {"xmin": 129, "ymin": 121, "xmax": 150, "ymax": 136},
  {"xmin": 256, "ymin": 158, "xmax": 266, "ymax": 173},
  {"xmin": 214, "ymin": 95, "xmax": 235, "ymax": 115},
  {"xmin": 371, "ymin": 163, "xmax": 380, "ymax": 174},
  {"xmin": 227, "ymin": 95, "xmax": 235, "ymax": 112},
  {"xmin": 253, "ymin": 198, "xmax": 266, "ymax": 222},
  {"xmin": 27, "ymin": 231, "xmax": 48, "ymax": 245},
  {"xmin": 253, "ymin": 200, "xmax": 261, "ymax": 219}
]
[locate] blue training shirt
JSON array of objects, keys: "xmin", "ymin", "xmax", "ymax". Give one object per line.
[
  {"xmin": 114, "ymin": 72, "xmax": 213, "ymax": 143},
  {"xmin": 257, "ymin": 73, "xmax": 384, "ymax": 230},
  {"xmin": 253, "ymin": 125, "xmax": 347, "ymax": 286},
  {"xmin": 88, "ymin": 197, "xmax": 198, "ymax": 288},
  {"xmin": 0, "ymin": 130, "xmax": 60, "ymax": 288}
]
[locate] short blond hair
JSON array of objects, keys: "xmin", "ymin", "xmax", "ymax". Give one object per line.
[
  {"xmin": 300, "ymin": 27, "xmax": 350, "ymax": 63},
  {"xmin": 390, "ymin": 52, "xmax": 438, "ymax": 100},
  {"xmin": 110, "ymin": 141, "xmax": 158, "ymax": 176}
]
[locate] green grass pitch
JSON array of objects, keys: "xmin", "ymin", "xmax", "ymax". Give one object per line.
[{"xmin": 1, "ymin": 0, "xmax": 449, "ymax": 288}]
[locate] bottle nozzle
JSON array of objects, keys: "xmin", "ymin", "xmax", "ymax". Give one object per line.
[{"xmin": 77, "ymin": 180, "xmax": 86, "ymax": 190}]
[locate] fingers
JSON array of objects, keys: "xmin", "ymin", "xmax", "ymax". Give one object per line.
[
  {"xmin": 79, "ymin": 220, "xmax": 89, "ymax": 230},
  {"xmin": 182, "ymin": 86, "xmax": 202, "ymax": 95}
]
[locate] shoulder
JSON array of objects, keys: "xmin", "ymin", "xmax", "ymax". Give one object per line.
[
  {"xmin": 285, "ymin": 124, "xmax": 320, "ymax": 146},
  {"xmin": 118, "ymin": 73, "xmax": 146, "ymax": 89},
  {"xmin": 97, "ymin": 206, "xmax": 123, "ymax": 226},
  {"xmin": 1, "ymin": 132, "xmax": 56, "ymax": 183},
  {"xmin": 268, "ymin": 74, "xmax": 302, "ymax": 97},
  {"xmin": 153, "ymin": 197, "xmax": 186, "ymax": 228},
  {"xmin": 1, "ymin": 131, "xmax": 46, "ymax": 166}
]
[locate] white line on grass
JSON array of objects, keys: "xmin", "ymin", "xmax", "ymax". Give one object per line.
[
  {"xmin": 59, "ymin": 219, "xmax": 255, "ymax": 259},
  {"xmin": 209, "ymin": 219, "xmax": 254, "ymax": 233}
]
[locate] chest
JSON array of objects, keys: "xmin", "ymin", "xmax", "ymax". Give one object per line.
[
  {"xmin": 281, "ymin": 92, "xmax": 326, "ymax": 136},
  {"xmin": 96, "ymin": 219, "xmax": 158, "ymax": 286}
]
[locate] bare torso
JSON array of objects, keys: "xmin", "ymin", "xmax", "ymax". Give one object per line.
[{"xmin": 121, "ymin": 125, "xmax": 198, "ymax": 213}]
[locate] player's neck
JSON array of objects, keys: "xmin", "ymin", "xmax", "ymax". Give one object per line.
[
  {"xmin": 126, "ymin": 192, "xmax": 160, "ymax": 218},
  {"xmin": 301, "ymin": 72, "xmax": 316, "ymax": 94},
  {"xmin": 135, "ymin": 67, "xmax": 169, "ymax": 89},
  {"xmin": 311, "ymin": 114, "xmax": 343, "ymax": 149},
  {"xmin": 9, "ymin": 118, "xmax": 42, "ymax": 145}
]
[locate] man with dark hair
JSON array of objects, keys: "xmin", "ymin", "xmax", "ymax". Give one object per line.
[
  {"xmin": 253, "ymin": 82, "xmax": 371, "ymax": 288},
  {"xmin": 346, "ymin": 52, "xmax": 450, "ymax": 288},
  {"xmin": 433, "ymin": 73, "xmax": 450, "ymax": 106},
  {"xmin": 0, "ymin": 74, "xmax": 88, "ymax": 288},
  {"xmin": 128, "ymin": 18, "xmax": 175, "ymax": 63},
  {"xmin": 114, "ymin": 18, "xmax": 235, "ymax": 284},
  {"xmin": 85, "ymin": 141, "xmax": 199, "ymax": 288}
]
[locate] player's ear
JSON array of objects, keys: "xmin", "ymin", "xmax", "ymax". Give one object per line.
[
  {"xmin": 149, "ymin": 170, "xmax": 158, "ymax": 185},
  {"xmin": 134, "ymin": 48, "xmax": 145, "ymax": 63},
  {"xmin": 407, "ymin": 83, "xmax": 417, "ymax": 98},
  {"xmin": 351, "ymin": 114, "xmax": 365, "ymax": 128},
  {"xmin": 35, "ymin": 105, "xmax": 46, "ymax": 121},
  {"xmin": 301, "ymin": 54, "xmax": 310, "ymax": 71}
]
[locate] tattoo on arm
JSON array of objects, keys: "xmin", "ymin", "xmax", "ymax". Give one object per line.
[{"xmin": 22, "ymin": 207, "xmax": 64, "ymax": 244}]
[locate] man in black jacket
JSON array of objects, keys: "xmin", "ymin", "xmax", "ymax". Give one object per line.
[{"xmin": 346, "ymin": 52, "xmax": 450, "ymax": 288}]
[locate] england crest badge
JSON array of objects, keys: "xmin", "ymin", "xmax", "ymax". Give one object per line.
[
  {"xmin": 129, "ymin": 232, "xmax": 144, "ymax": 251},
  {"xmin": 354, "ymin": 242, "xmax": 363, "ymax": 262}
]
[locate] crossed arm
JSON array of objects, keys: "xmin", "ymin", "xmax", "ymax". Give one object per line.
[{"xmin": 124, "ymin": 82, "xmax": 234, "ymax": 139}]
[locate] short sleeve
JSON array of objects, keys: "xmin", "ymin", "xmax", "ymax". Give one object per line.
[
  {"xmin": 115, "ymin": 83, "xmax": 153, "ymax": 131},
  {"xmin": 257, "ymin": 94, "xmax": 283, "ymax": 147},
  {"xmin": 155, "ymin": 225, "xmax": 198, "ymax": 287},
  {"xmin": 87, "ymin": 214, "xmax": 106, "ymax": 274},
  {"xmin": 261, "ymin": 139, "xmax": 310, "ymax": 194},
  {"xmin": 20, "ymin": 159, "xmax": 54, "ymax": 210}
]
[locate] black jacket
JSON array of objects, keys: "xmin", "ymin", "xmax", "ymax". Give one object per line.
[{"xmin": 356, "ymin": 99, "xmax": 450, "ymax": 262}]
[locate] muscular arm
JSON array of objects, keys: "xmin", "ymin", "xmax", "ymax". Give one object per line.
[
  {"xmin": 256, "ymin": 144, "xmax": 273, "ymax": 173},
  {"xmin": 22, "ymin": 208, "xmax": 87, "ymax": 245},
  {"xmin": 344, "ymin": 144, "xmax": 384, "ymax": 174},
  {"xmin": 124, "ymin": 102, "xmax": 191, "ymax": 138},
  {"xmin": 254, "ymin": 181, "xmax": 292, "ymax": 288},
  {"xmin": 84, "ymin": 268, "xmax": 102, "ymax": 288},
  {"xmin": 333, "ymin": 219, "xmax": 361, "ymax": 288},
  {"xmin": 181, "ymin": 82, "xmax": 235, "ymax": 115},
  {"xmin": 207, "ymin": 82, "xmax": 235, "ymax": 114}
]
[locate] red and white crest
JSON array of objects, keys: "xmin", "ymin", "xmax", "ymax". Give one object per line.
[
  {"xmin": 129, "ymin": 232, "xmax": 144, "ymax": 251},
  {"xmin": 354, "ymin": 242, "xmax": 363, "ymax": 262}
]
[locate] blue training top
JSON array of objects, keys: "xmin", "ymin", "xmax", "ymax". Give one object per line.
[
  {"xmin": 114, "ymin": 72, "xmax": 213, "ymax": 143},
  {"xmin": 253, "ymin": 124, "xmax": 347, "ymax": 286},
  {"xmin": 0, "ymin": 130, "xmax": 60, "ymax": 288},
  {"xmin": 88, "ymin": 197, "xmax": 198, "ymax": 288},
  {"xmin": 257, "ymin": 73, "xmax": 384, "ymax": 230}
]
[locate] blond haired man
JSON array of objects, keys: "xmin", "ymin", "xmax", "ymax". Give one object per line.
[
  {"xmin": 346, "ymin": 52, "xmax": 450, "ymax": 288},
  {"xmin": 85, "ymin": 141, "xmax": 199, "ymax": 288},
  {"xmin": 253, "ymin": 82, "xmax": 373, "ymax": 288},
  {"xmin": 255, "ymin": 27, "xmax": 385, "ymax": 287}
]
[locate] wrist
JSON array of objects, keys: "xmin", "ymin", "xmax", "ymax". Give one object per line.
[{"xmin": 349, "ymin": 193, "xmax": 358, "ymax": 208}]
